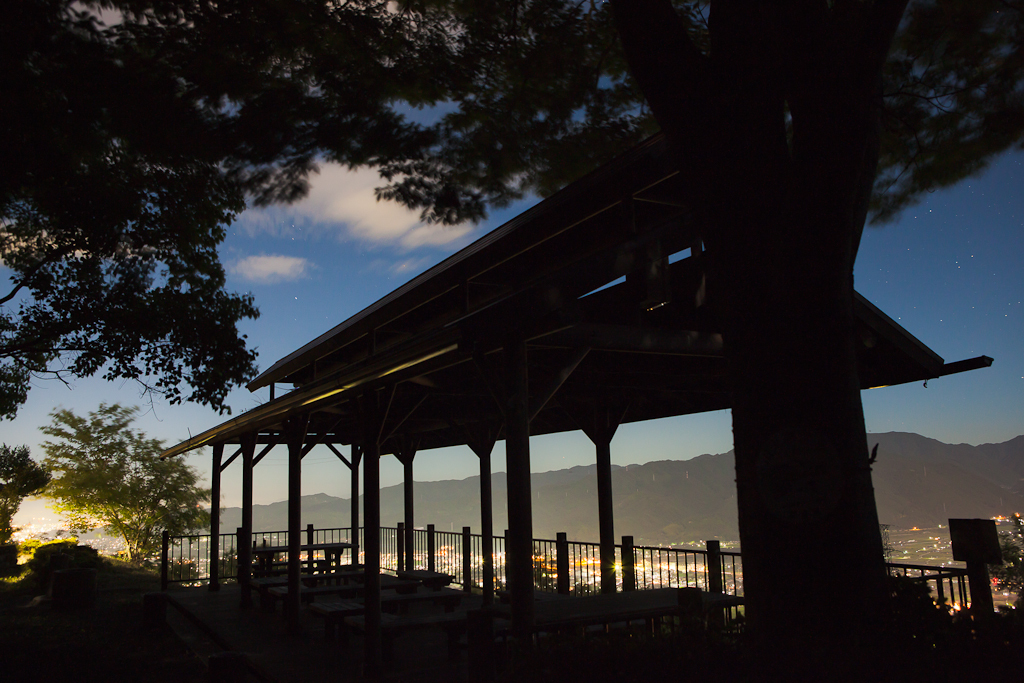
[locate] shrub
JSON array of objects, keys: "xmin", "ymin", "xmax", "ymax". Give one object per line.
[{"xmin": 23, "ymin": 539, "xmax": 102, "ymax": 592}]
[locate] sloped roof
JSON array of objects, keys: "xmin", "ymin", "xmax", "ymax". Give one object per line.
[{"xmin": 163, "ymin": 134, "xmax": 990, "ymax": 459}]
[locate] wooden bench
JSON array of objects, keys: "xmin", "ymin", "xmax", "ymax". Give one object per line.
[
  {"xmin": 344, "ymin": 611, "xmax": 468, "ymax": 660},
  {"xmin": 308, "ymin": 599, "xmax": 365, "ymax": 639},
  {"xmin": 264, "ymin": 577, "xmax": 422, "ymax": 610},
  {"xmin": 380, "ymin": 587, "xmax": 462, "ymax": 614},
  {"xmin": 268, "ymin": 583, "xmax": 362, "ymax": 606},
  {"xmin": 250, "ymin": 570, "xmax": 363, "ymax": 609},
  {"xmin": 395, "ymin": 569, "xmax": 455, "ymax": 591},
  {"xmin": 496, "ymin": 589, "xmax": 571, "ymax": 603}
]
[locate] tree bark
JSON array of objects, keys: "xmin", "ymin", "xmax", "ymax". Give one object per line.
[{"xmin": 611, "ymin": 0, "xmax": 905, "ymax": 665}]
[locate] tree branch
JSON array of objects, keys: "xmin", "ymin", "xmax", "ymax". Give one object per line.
[
  {"xmin": 609, "ymin": 0, "xmax": 709, "ymax": 136},
  {"xmin": 0, "ymin": 245, "xmax": 73, "ymax": 306}
]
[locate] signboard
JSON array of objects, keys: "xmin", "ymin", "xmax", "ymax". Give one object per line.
[{"xmin": 948, "ymin": 518, "xmax": 1002, "ymax": 564}]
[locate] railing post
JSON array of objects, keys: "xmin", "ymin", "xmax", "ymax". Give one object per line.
[
  {"xmin": 160, "ymin": 530, "xmax": 169, "ymax": 591},
  {"xmin": 556, "ymin": 532, "xmax": 569, "ymax": 595},
  {"xmin": 621, "ymin": 535, "xmax": 635, "ymax": 592},
  {"xmin": 306, "ymin": 523, "xmax": 315, "ymax": 573},
  {"xmin": 235, "ymin": 527, "xmax": 243, "ymax": 581},
  {"xmin": 428, "ymin": 524, "xmax": 436, "ymax": 573},
  {"xmin": 706, "ymin": 540, "xmax": 723, "ymax": 593},
  {"xmin": 397, "ymin": 522, "xmax": 405, "ymax": 573},
  {"xmin": 462, "ymin": 526, "xmax": 472, "ymax": 593}
]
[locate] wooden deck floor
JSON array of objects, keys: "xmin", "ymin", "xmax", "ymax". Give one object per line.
[{"xmin": 164, "ymin": 584, "xmax": 483, "ymax": 682}]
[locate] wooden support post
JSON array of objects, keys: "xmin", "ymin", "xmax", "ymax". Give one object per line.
[
  {"xmin": 705, "ymin": 540, "xmax": 724, "ymax": 629},
  {"xmin": 565, "ymin": 403, "xmax": 627, "ymax": 595},
  {"xmin": 397, "ymin": 522, "xmax": 406, "ymax": 573},
  {"xmin": 427, "ymin": 524, "xmax": 436, "ymax": 573},
  {"xmin": 239, "ymin": 433, "xmax": 256, "ymax": 609},
  {"xmin": 556, "ymin": 532, "xmax": 570, "ymax": 595},
  {"xmin": 504, "ymin": 335, "xmax": 535, "ymax": 639},
  {"xmin": 209, "ymin": 443, "xmax": 223, "ymax": 592},
  {"xmin": 160, "ymin": 530, "xmax": 169, "ymax": 591},
  {"xmin": 462, "ymin": 526, "xmax": 473, "ymax": 593},
  {"xmin": 396, "ymin": 442, "xmax": 417, "ymax": 572},
  {"xmin": 351, "ymin": 445, "xmax": 361, "ymax": 565},
  {"xmin": 363, "ymin": 434, "xmax": 382, "ymax": 678},
  {"xmin": 595, "ymin": 437, "xmax": 615, "ymax": 594},
  {"xmin": 467, "ymin": 429, "xmax": 498, "ymax": 606},
  {"xmin": 401, "ymin": 462, "xmax": 413, "ymax": 573},
  {"xmin": 359, "ymin": 386, "xmax": 392, "ymax": 680},
  {"xmin": 706, "ymin": 540, "xmax": 723, "ymax": 593},
  {"xmin": 285, "ymin": 415, "xmax": 309, "ymax": 635},
  {"xmin": 621, "ymin": 535, "xmax": 635, "ymax": 592}
]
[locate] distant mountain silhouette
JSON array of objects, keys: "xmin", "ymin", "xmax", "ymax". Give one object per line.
[{"xmin": 219, "ymin": 432, "xmax": 1024, "ymax": 545}]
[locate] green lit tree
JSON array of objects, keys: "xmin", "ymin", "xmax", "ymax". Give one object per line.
[
  {"xmin": 41, "ymin": 404, "xmax": 209, "ymax": 563},
  {"xmin": 0, "ymin": 444, "xmax": 50, "ymax": 545}
]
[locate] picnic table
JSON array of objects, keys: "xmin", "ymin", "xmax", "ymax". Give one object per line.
[
  {"xmin": 395, "ymin": 569, "xmax": 454, "ymax": 591},
  {"xmin": 250, "ymin": 541, "xmax": 353, "ymax": 576}
]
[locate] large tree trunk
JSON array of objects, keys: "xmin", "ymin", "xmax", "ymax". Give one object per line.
[{"xmin": 611, "ymin": 0, "xmax": 908, "ymax": 667}]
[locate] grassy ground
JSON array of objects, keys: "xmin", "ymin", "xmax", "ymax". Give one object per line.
[{"xmin": 0, "ymin": 557, "xmax": 207, "ymax": 682}]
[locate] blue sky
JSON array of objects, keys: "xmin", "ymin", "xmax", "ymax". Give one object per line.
[{"xmin": 9, "ymin": 150, "xmax": 1023, "ymax": 522}]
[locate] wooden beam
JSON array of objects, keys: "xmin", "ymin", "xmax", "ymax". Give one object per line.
[
  {"xmin": 325, "ymin": 442, "xmax": 351, "ymax": 468},
  {"xmin": 529, "ymin": 346, "xmax": 590, "ymax": 422},
  {"xmin": 219, "ymin": 446, "xmax": 243, "ymax": 472},
  {"xmin": 472, "ymin": 347, "xmax": 508, "ymax": 417},
  {"xmin": 300, "ymin": 415, "xmax": 346, "ymax": 459},
  {"xmin": 252, "ymin": 438, "xmax": 279, "ymax": 466},
  {"xmin": 379, "ymin": 394, "xmax": 428, "ymax": 446},
  {"xmin": 537, "ymin": 324, "xmax": 723, "ymax": 356}
]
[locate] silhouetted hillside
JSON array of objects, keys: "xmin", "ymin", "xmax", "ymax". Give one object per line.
[{"xmin": 220, "ymin": 432, "xmax": 1024, "ymax": 545}]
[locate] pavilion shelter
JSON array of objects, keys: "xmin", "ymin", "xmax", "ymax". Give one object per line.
[{"xmin": 161, "ymin": 134, "xmax": 990, "ymax": 677}]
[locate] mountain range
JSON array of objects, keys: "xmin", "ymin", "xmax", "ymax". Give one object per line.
[{"xmin": 219, "ymin": 432, "xmax": 1024, "ymax": 545}]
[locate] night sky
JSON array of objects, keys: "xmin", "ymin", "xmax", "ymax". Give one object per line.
[{"xmin": 8, "ymin": 147, "xmax": 1022, "ymax": 520}]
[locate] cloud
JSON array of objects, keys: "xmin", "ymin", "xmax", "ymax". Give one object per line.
[
  {"xmin": 365, "ymin": 256, "xmax": 436, "ymax": 278},
  {"xmin": 229, "ymin": 254, "xmax": 311, "ymax": 284},
  {"xmin": 236, "ymin": 164, "xmax": 475, "ymax": 249}
]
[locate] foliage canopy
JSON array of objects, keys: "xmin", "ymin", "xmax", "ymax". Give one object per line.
[
  {"xmin": 40, "ymin": 404, "xmax": 209, "ymax": 563},
  {"xmin": 0, "ymin": 444, "xmax": 50, "ymax": 545},
  {"xmin": 4, "ymin": 1, "xmax": 1020, "ymax": 421}
]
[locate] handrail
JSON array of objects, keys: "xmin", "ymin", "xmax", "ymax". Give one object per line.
[{"xmin": 160, "ymin": 525, "xmax": 970, "ymax": 609}]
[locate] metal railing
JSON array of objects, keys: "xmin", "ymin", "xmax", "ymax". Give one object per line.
[
  {"xmin": 162, "ymin": 532, "xmax": 238, "ymax": 586},
  {"xmin": 888, "ymin": 562, "xmax": 971, "ymax": 610},
  {"xmin": 162, "ymin": 525, "xmax": 965, "ymax": 612}
]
